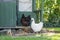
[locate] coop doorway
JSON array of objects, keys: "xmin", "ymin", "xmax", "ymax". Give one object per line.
[{"xmin": 16, "ymin": 0, "xmax": 33, "ymax": 26}]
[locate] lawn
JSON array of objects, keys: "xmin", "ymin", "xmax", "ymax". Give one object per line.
[
  {"xmin": 44, "ymin": 27, "xmax": 60, "ymax": 31},
  {"xmin": 0, "ymin": 35, "xmax": 50, "ymax": 40},
  {"xmin": 0, "ymin": 27, "xmax": 60, "ymax": 40},
  {"xmin": 0, "ymin": 34, "xmax": 60, "ymax": 40}
]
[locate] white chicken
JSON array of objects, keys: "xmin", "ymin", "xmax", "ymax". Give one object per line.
[{"xmin": 31, "ymin": 18, "xmax": 43, "ymax": 32}]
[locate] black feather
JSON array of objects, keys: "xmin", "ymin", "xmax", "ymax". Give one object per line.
[{"xmin": 20, "ymin": 14, "xmax": 31, "ymax": 26}]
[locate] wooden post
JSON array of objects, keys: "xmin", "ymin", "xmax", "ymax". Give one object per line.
[{"xmin": 40, "ymin": 0, "xmax": 44, "ymax": 22}]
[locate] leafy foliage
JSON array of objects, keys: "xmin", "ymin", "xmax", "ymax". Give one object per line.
[
  {"xmin": 43, "ymin": 0, "xmax": 60, "ymax": 27},
  {"xmin": 34, "ymin": 0, "xmax": 60, "ymax": 27}
]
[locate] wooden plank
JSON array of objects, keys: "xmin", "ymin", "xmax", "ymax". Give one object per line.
[{"xmin": 0, "ymin": 26, "xmax": 31, "ymax": 29}]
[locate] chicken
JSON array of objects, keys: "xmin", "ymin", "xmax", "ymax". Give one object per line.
[
  {"xmin": 21, "ymin": 14, "xmax": 31, "ymax": 26},
  {"xmin": 31, "ymin": 18, "xmax": 43, "ymax": 32}
]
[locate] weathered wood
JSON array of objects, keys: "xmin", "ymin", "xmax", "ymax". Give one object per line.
[
  {"xmin": 0, "ymin": 26, "xmax": 31, "ymax": 29},
  {"xmin": 0, "ymin": 29, "xmax": 12, "ymax": 36}
]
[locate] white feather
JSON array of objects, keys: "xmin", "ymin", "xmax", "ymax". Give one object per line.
[{"xmin": 31, "ymin": 18, "xmax": 43, "ymax": 32}]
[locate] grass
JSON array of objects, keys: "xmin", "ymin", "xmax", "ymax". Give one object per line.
[
  {"xmin": 0, "ymin": 33, "xmax": 60, "ymax": 40},
  {"xmin": 44, "ymin": 27, "xmax": 60, "ymax": 31},
  {"xmin": 0, "ymin": 35, "xmax": 51, "ymax": 40},
  {"xmin": 0, "ymin": 34, "xmax": 60, "ymax": 40},
  {"xmin": 0, "ymin": 27, "xmax": 60, "ymax": 40}
]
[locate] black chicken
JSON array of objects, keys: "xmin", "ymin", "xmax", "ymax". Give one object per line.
[{"xmin": 21, "ymin": 14, "xmax": 31, "ymax": 26}]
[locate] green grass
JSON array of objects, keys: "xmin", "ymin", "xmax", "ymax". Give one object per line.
[
  {"xmin": 0, "ymin": 34, "xmax": 60, "ymax": 40},
  {"xmin": 0, "ymin": 35, "xmax": 51, "ymax": 40},
  {"xmin": 44, "ymin": 27, "xmax": 60, "ymax": 31},
  {"xmin": 51, "ymin": 34, "xmax": 60, "ymax": 40},
  {"xmin": 0, "ymin": 27, "xmax": 60, "ymax": 40}
]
